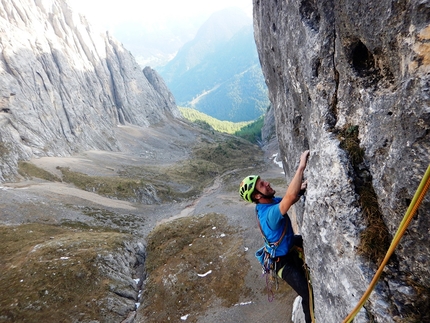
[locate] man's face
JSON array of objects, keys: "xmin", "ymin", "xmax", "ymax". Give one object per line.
[{"xmin": 255, "ymin": 178, "xmax": 275, "ymax": 198}]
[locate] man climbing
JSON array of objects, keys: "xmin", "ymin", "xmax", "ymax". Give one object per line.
[{"xmin": 239, "ymin": 150, "xmax": 313, "ymax": 323}]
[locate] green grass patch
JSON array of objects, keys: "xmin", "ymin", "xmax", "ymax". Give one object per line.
[
  {"xmin": 179, "ymin": 107, "xmax": 265, "ymax": 144},
  {"xmin": 234, "ymin": 115, "xmax": 264, "ymax": 144},
  {"xmin": 179, "ymin": 107, "xmax": 252, "ymax": 134}
]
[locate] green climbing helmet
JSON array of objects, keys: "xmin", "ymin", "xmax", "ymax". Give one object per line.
[{"xmin": 239, "ymin": 175, "xmax": 259, "ymax": 202}]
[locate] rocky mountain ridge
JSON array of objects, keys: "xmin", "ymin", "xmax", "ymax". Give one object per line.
[{"xmin": 0, "ymin": 0, "xmax": 180, "ymax": 182}]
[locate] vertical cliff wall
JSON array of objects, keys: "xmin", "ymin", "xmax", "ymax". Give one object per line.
[
  {"xmin": 0, "ymin": 0, "xmax": 180, "ymax": 181},
  {"xmin": 254, "ymin": 0, "xmax": 429, "ymax": 322}
]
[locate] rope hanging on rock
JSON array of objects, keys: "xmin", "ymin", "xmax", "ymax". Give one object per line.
[{"xmin": 342, "ymin": 164, "xmax": 430, "ymax": 323}]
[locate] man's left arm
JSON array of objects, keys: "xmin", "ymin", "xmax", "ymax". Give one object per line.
[{"xmin": 279, "ymin": 150, "xmax": 309, "ymax": 215}]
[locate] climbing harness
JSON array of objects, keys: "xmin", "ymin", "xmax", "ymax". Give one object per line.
[
  {"xmin": 342, "ymin": 164, "xmax": 430, "ymax": 323},
  {"xmin": 255, "ymin": 210, "xmax": 316, "ymax": 321},
  {"xmin": 255, "ymin": 210, "xmax": 287, "ymax": 301}
]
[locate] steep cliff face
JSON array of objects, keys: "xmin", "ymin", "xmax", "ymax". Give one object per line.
[
  {"xmin": 254, "ymin": 0, "xmax": 429, "ymax": 322},
  {"xmin": 0, "ymin": 0, "xmax": 180, "ymax": 181}
]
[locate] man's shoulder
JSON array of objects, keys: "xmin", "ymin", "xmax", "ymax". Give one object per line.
[
  {"xmin": 260, "ymin": 197, "xmax": 282, "ymax": 205},
  {"xmin": 257, "ymin": 197, "xmax": 281, "ymax": 211}
]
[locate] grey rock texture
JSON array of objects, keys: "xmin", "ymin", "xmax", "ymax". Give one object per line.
[
  {"xmin": 98, "ymin": 241, "xmax": 146, "ymax": 322},
  {"xmin": 0, "ymin": 0, "xmax": 180, "ymax": 181},
  {"xmin": 254, "ymin": 0, "xmax": 429, "ymax": 322}
]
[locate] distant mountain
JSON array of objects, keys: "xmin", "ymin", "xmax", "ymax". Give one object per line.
[{"xmin": 157, "ymin": 7, "xmax": 269, "ymax": 122}]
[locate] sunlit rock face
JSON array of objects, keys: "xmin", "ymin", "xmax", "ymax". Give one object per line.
[
  {"xmin": 0, "ymin": 0, "xmax": 180, "ymax": 181},
  {"xmin": 254, "ymin": 0, "xmax": 430, "ymax": 322}
]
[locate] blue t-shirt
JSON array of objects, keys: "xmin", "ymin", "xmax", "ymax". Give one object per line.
[{"xmin": 256, "ymin": 197, "xmax": 294, "ymax": 257}]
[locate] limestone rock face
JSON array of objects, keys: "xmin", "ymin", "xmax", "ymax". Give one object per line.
[
  {"xmin": 254, "ymin": 0, "xmax": 429, "ymax": 322},
  {"xmin": 0, "ymin": 0, "xmax": 180, "ymax": 181},
  {"xmin": 142, "ymin": 66, "xmax": 181, "ymax": 119}
]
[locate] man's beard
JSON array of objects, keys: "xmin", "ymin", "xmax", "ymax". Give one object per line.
[{"xmin": 257, "ymin": 189, "xmax": 275, "ymax": 199}]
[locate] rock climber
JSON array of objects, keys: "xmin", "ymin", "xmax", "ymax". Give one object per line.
[{"xmin": 239, "ymin": 150, "xmax": 313, "ymax": 323}]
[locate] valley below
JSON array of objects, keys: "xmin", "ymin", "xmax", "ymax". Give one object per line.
[{"xmin": 0, "ymin": 119, "xmax": 300, "ymax": 323}]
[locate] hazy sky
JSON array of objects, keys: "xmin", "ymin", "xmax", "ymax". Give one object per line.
[
  {"xmin": 68, "ymin": 0, "xmax": 254, "ymax": 67},
  {"xmin": 68, "ymin": 0, "xmax": 253, "ymax": 30}
]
